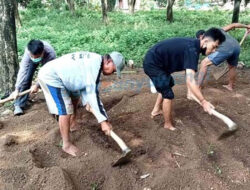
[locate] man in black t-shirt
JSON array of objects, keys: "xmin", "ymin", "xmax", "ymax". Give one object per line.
[{"xmin": 143, "ymin": 28, "xmax": 225, "ymax": 131}]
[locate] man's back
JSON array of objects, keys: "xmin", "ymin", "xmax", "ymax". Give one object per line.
[
  {"xmin": 217, "ymin": 29, "xmax": 240, "ymax": 53},
  {"xmin": 145, "ymin": 37, "xmax": 201, "ymax": 74},
  {"xmin": 39, "ymin": 51, "xmax": 102, "ymax": 92}
]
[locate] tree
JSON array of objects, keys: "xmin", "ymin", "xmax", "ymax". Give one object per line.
[
  {"xmin": 232, "ymin": 0, "xmax": 241, "ymax": 23},
  {"xmin": 107, "ymin": 0, "xmax": 116, "ymax": 11},
  {"xmin": 244, "ymin": 0, "xmax": 249, "ymax": 6},
  {"xmin": 101, "ymin": 0, "xmax": 108, "ymax": 24},
  {"xmin": 0, "ymin": 0, "xmax": 19, "ymax": 95},
  {"xmin": 65, "ymin": 0, "xmax": 75, "ymax": 14},
  {"xmin": 166, "ymin": 0, "xmax": 175, "ymax": 22},
  {"xmin": 14, "ymin": 0, "xmax": 22, "ymax": 27},
  {"xmin": 128, "ymin": 0, "xmax": 136, "ymax": 14}
]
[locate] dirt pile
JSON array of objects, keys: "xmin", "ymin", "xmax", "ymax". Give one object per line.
[{"xmin": 0, "ymin": 69, "xmax": 250, "ymax": 190}]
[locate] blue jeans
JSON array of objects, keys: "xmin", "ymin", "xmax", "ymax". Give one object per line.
[{"xmin": 14, "ymin": 61, "xmax": 38, "ymax": 108}]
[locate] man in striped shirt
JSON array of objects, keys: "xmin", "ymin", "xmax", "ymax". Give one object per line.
[{"xmin": 38, "ymin": 51, "xmax": 125, "ymax": 156}]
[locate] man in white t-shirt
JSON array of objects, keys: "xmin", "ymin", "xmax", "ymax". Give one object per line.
[{"xmin": 38, "ymin": 51, "xmax": 125, "ymax": 156}]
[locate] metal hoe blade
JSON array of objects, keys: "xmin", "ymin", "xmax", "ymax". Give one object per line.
[
  {"xmin": 112, "ymin": 148, "xmax": 131, "ymax": 167},
  {"xmin": 218, "ymin": 124, "xmax": 238, "ymax": 140}
]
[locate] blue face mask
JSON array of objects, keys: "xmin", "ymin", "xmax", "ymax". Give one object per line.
[{"xmin": 31, "ymin": 57, "xmax": 42, "ymax": 63}]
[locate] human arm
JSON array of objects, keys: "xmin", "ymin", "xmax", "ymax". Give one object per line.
[
  {"xmin": 186, "ymin": 69, "xmax": 214, "ymax": 114},
  {"xmin": 30, "ymin": 84, "xmax": 40, "ymax": 93},
  {"xmin": 198, "ymin": 57, "xmax": 213, "ymax": 87},
  {"xmin": 222, "ymin": 23, "xmax": 250, "ymax": 32}
]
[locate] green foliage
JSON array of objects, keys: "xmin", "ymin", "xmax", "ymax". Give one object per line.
[
  {"xmin": 27, "ymin": 0, "xmax": 43, "ymax": 9},
  {"xmin": 17, "ymin": 9, "xmax": 250, "ymax": 67},
  {"xmin": 155, "ymin": 0, "xmax": 167, "ymax": 7}
]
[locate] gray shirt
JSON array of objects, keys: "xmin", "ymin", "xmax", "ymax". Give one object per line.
[
  {"xmin": 217, "ymin": 29, "xmax": 240, "ymax": 53},
  {"xmin": 15, "ymin": 41, "xmax": 56, "ymax": 90}
]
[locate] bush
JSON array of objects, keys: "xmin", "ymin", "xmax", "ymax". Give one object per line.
[{"xmin": 17, "ymin": 9, "xmax": 250, "ymax": 66}]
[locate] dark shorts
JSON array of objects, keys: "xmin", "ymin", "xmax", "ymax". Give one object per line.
[
  {"xmin": 149, "ymin": 74, "xmax": 175, "ymax": 99},
  {"xmin": 208, "ymin": 46, "xmax": 240, "ymax": 67},
  {"xmin": 143, "ymin": 54, "xmax": 175, "ymax": 99}
]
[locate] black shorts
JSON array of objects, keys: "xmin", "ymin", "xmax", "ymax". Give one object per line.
[{"xmin": 143, "ymin": 53, "xmax": 175, "ymax": 99}]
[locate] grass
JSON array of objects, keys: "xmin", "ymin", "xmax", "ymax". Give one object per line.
[{"xmin": 17, "ymin": 8, "xmax": 250, "ymax": 66}]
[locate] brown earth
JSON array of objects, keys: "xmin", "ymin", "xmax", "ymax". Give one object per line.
[{"xmin": 0, "ymin": 69, "xmax": 250, "ymax": 190}]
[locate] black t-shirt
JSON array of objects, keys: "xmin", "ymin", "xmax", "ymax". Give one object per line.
[{"xmin": 144, "ymin": 38, "xmax": 201, "ymax": 75}]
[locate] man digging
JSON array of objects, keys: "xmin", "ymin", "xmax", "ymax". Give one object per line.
[
  {"xmin": 38, "ymin": 51, "xmax": 125, "ymax": 156},
  {"xmin": 143, "ymin": 28, "xmax": 225, "ymax": 131},
  {"xmin": 196, "ymin": 23, "xmax": 250, "ymax": 91},
  {"xmin": 11, "ymin": 39, "xmax": 56, "ymax": 115}
]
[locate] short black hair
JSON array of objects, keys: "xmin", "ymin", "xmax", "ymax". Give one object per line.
[
  {"xmin": 196, "ymin": 30, "xmax": 205, "ymax": 38},
  {"xmin": 103, "ymin": 54, "xmax": 112, "ymax": 60},
  {"xmin": 203, "ymin": 27, "xmax": 226, "ymax": 44},
  {"xmin": 27, "ymin": 40, "xmax": 44, "ymax": 55}
]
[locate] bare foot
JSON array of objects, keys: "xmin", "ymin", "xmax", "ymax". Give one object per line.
[
  {"xmin": 223, "ymin": 85, "xmax": 233, "ymax": 91},
  {"xmin": 62, "ymin": 143, "xmax": 79, "ymax": 156},
  {"xmin": 164, "ymin": 123, "xmax": 176, "ymax": 131},
  {"xmin": 151, "ymin": 110, "xmax": 163, "ymax": 118}
]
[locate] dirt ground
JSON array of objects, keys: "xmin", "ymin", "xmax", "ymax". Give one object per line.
[{"xmin": 0, "ymin": 68, "xmax": 250, "ymax": 190}]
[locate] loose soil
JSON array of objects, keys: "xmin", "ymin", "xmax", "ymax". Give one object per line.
[{"xmin": 0, "ymin": 68, "xmax": 250, "ymax": 190}]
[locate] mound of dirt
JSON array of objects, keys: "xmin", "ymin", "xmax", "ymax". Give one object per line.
[{"xmin": 0, "ymin": 69, "xmax": 250, "ymax": 189}]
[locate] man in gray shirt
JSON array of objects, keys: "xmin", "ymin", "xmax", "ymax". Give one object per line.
[
  {"xmin": 194, "ymin": 23, "xmax": 250, "ymax": 92},
  {"xmin": 11, "ymin": 39, "xmax": 56, "ymax": 115}
]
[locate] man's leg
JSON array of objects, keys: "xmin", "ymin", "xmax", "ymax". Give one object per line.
[
  {"xmin": 223, "ymin": 64, "xmax": 236, "ymax": 91},
  {"xmin": 197, "ymin": 57, "xmax": 213, "ymax": 88},
  {"xmin": 40, "ymin": 81, "xmax": 80, "ymax": 156},
  {"xmin": 162, "ymin": 98, "xmax": 176, "ymax": 131},
  {"xmin": 59, "ymin": 115, "xmax": 79, "ymax": 156},
  {"xmin": 14, "ymin": 61, "xmax": 37, "ymax": 115},
  {"xmin": 70, "ymin": 97, "xmax": 80, "ymax": 132},
  {"xmin": 14, "ymin": 90, "xmax": 30, "ymax": 115},
  {"xmin": 151, "ymin": 93, "xmax": 163, "ymax": 118},
  {"xmin": 14, "ymin": 82, "xmax": 32, "ymax": 115},
  {"xmin": 188, "ymin": 57, "xmax": 213, "ymax": 101}
]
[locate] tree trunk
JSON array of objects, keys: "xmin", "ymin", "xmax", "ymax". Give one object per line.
[
  {"xmin": 107, "ymin": 0, "xmax": 116, "ymax": 11},
  {"xmin": 166, "ymin": 0, "xmax": 175, "ymax": 22},
  {"xmin": 65, "ymin": 0, "xmax": 75, "ymax": 14},
  {"xmin": 244, "ymin": 0, "xmax": 249, "ymax": 6},
  {"xmin": 14, "ymin": 0, "xmax": 22, "ymax": 27},
  {"xmin": 232, "ymin": 0, "xmax": 241, "ymax": 23},
  {"xmin": 0, "ymin": 0, "xmax": 19, "ymax": 95},
  {"xmin": 101, "ymin": 0, "xmax": 108, "ymax": 24},
  {"xmin": 129, "ymin": 0, "xmax": 136, "ymax": 13}
]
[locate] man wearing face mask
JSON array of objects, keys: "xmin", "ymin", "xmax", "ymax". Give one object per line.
[
  {"xmin": 11, "ymin": 39, "xmax": 56, "ymax": 115},
  {"xmin": 143, "ymin": 28, "xmax": 225, "ymax": 131},
  {"xmin": 196, "ymin": 23, "xmax": 250, "ymax": 91}
]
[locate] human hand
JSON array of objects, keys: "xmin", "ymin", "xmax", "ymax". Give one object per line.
[
  {"xmin": 247, "ymin": 28, "xmax": 250, "ymax": 34},
  {"xmin": 201, "ymin": 100, "xmax": 215, "ymax": 115},
  {"xmin": 101, "ymin": 121, "xmax": 112, "ymax": 136},
  {"xmin": 10, "ymin": 90, "xmax": 19, "ymax": 99},
  {"xmin": 30, "ymin": 84, "xmax": 39, "ymax": 94}
]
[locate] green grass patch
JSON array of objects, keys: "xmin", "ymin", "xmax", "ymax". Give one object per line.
[{"xmin": 17, "ymin": 8, "xmax": 250, "ymax": 66}]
